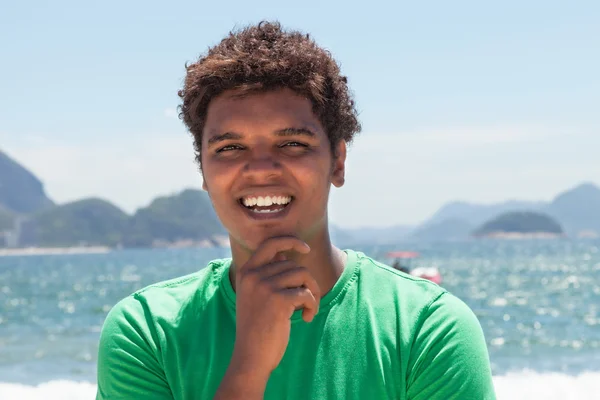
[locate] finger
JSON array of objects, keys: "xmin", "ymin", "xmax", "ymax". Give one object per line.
[
  {"xmin": 242, "ymin": 236, "xmax": 310, "ymax": 271},
  {"xmin": 273, "ymin": 252, "xmax": 287, "ymax": 262},
  {"xmin": 265, "ymin": 267, "xmax": 321, "ymax": 302},
  {"xmin": 281, "ymin": 287, "xmax": 319, "ymax": 323},
  {"xmin": 250, "ymin": 260, "xmax": 297, "ymax": 278}
]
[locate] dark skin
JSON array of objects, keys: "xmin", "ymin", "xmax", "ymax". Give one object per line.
[{"xmin": 200, "ymin": 88, "xmax": 348, "ymax": 399}]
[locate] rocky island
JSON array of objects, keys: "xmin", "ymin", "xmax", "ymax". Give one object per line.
[{"xmin": 472, "ymin": 211, "xmax": 565, "ymax": 239}]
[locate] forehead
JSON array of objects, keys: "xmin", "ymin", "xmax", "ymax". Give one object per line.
[{"xmin": 203, "ymin": 88, "xmax": 324, "ymax": 136}]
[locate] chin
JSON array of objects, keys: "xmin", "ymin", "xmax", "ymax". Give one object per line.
[{"xmin": 228, "ymin": 224, "xmax": 301, "ymax": 251}]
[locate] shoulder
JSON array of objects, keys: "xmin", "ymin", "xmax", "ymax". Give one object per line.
[
  {"xmin": 95, "ymin": 260, "xmax": 235, "ymax": 400},
  {"xmin": 352, "ymin": 250, "xmax": 447, "ymax": 308},
  {"xmin": 350, "ymin": 250, "xmax": 483, "ymax": 342},
  {"xmin": 405, "ymin": 289, "xmax": 495, "ymax": 398},
  {"xmin": 102, "ymin": 257, "xmax": 230, "ymax": 332}
]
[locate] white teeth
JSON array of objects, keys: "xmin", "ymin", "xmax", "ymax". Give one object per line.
[
  {"xmin": 241, "ymin": 195, "xmax": 292, "ymax": 207},
  {"xmin": 242, "ymin": 197, "xmax": 256, "ymax": 207}
]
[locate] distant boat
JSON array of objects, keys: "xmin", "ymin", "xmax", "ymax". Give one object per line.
[{"xmin": 385, "ymin": 251, "xmax": 442, "ymax": 285}]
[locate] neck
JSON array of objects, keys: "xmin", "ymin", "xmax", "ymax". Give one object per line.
[{"xmin": 228, "ymin": 227, "xmax": 347, "ymax": 296}]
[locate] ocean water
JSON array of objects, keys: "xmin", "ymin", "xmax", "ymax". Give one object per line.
[{"xmin": 0, "ymin": 239, "xmax": 599, "ymax": 399}]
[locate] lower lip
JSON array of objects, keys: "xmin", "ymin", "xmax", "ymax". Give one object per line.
[{"xmin": 238, "ymin": 201, "xmax": 293, "ymax": 220}]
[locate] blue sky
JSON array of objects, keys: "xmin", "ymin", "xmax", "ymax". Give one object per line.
[{"xmin": 1, "ymin": 0, "xmax": 598, "ymax": 227}]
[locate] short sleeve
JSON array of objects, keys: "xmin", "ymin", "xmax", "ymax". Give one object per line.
[
  {"xmin": 96, "ymin": 295, "xmax": 174, "ymax": 400},
  {"xmin": 406, "ymin": 292, "xmax": 497, "ymax": 400}
]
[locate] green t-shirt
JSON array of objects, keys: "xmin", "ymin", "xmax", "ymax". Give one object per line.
[{"xmin": 96, "ymin": 250, "xmax": 496, "ymax": 399}]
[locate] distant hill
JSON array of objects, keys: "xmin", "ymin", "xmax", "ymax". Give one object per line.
[
  {"xmin": 411, "ymin": 218, "xmax": 474, "ymax": 242},
  {"xmin": 406, "ymin": 200, "xmax": 544, "ymax": 241},
  {"xmin": 473, "ymin": 211, "xmax": 564, "ymax": 237},
  {"xmin": 0, "ymin": 150, "xmax": 54, "ymax": 214},
  {"xmin": 2, "ymin": 147, "xmax": 598, "ymax": 247},
  {"xmin": 17, "ymin": 190, "xmax": 226, "ymax": 248},
  {"xmin": 0, "ymin": 205, "xmax": 15, "ymax": 231},
  {"xmin": 545, "ymin": 183, "xmax": 600, "ymax": 236},
  {"xmin": 336, "ymin": 224, "xmax": 414, "ymax": 245},
  {"xmin": 21, "ymin": 198, "xmax": 129, "ymax": 247},
  {"xmin": 423, "ymin": 199, "xmax": 545, "ymax": 227},
  {"xmin": 125, "ymin": 189, "xmax": 225, "ymax": 247},
  {"xmin": 410, "ymin": 182, "xmax": 600, "ymax": 241},
  {"xmin": 0, "ymin": 148, "xmax": 230, "ymax": 248}
]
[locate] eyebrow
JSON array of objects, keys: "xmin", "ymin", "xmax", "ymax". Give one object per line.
[
  {"xmin": 206, "ymin": 127, "xmax": 316, "ymax": 147},
  {"xmin": 207, "ymin": 132, "xmax": 242, "ymax": 146},
  {"xmin": 274, "ymin": 127, "xmax": 316, "ymax": 138}
]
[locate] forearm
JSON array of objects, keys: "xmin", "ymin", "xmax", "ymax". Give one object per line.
[{"xmin": 214, "ymin": 361, "xmax": 270, "ymax": 400}]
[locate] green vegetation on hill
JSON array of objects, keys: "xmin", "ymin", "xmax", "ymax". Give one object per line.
[
  {"xmin": 22, "ymin": 198, "xmax": 129, "ymax": 247},
  {"xmin": 0, "ymin": 150, "xmax": 54, "ymax": 214},
  {"xmin": 473, "ymin": 211, "xmax": 564, "ymax": 237},
  {"xmin": 125, "ymin": 189, "xmax": 225, "ymax": 247},
  {"xmin": 14, "ymin": 190, "xmax": 226, "ymax": 248}
]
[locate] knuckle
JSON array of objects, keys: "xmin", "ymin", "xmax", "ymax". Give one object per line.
[
  {"xmin": 257, "ymin": 279, "xmax": 274, "ymax": 295},
  {"xmin": 240, "ymin": 269, "xmax": 258, "ymax": 283}
]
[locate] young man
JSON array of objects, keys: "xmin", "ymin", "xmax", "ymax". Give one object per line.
[{"xmin": 96, "ymin": 21, "xmax": 496, "ymax": 399}]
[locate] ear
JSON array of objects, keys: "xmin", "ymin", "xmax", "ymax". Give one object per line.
[
  {"xmin": 331, "ymin": 140, "xmax": 346, "ymax": 188},
  {"xmin": 201, "ymin": 177, "xmax": 208, "ymax": 191}
]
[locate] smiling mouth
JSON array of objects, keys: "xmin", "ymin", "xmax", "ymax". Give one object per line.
[{"xmin": 239, "ymin": 195, "xmax": 294, "ymax": 214}]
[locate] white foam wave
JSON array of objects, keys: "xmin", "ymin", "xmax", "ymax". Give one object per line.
[
  {"xmin": 493, "ymin": 370, "xmax": 599, "ymax": 400},
  {"xmin": 0, "ymin": 371, "xmax": 599, "ymax": 399},
  {"xmin": 0, "ymin": 380, "xmax": 96, "ymax": 400}
]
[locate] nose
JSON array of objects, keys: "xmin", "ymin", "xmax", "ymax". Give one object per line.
[{"xmin": 242, "ymin": 145, "xmax": 282, "ymax": 180}]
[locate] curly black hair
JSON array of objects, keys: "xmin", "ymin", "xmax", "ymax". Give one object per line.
[{"xmin": 178, "ymin": 21, "xmax": 361, "ymax": 167}]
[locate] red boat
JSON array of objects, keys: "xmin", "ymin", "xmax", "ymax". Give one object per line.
[{"xmin": 385, "ymin": 251, "xmax": 442, "ymax": 285}]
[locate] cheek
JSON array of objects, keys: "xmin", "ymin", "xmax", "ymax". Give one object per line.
[
  {"xmin": 296, "ymin": 163, "xmax": 332, "ymax": 199},
  {"xmin": 202, "ymin": 167, "xmax": 231, "ymax": 204}
]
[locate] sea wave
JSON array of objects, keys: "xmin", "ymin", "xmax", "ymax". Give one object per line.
[{"xmin": 0, "ymin": 371, "xmax": 599, "ymax": 399}]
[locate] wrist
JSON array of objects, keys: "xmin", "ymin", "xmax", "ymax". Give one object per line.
[{"xmin": 214, "ymin": 356, "xmax": 270, "ymax": 399}]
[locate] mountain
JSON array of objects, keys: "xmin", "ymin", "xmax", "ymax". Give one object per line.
[
  {"xmin": 124, "ymin": 189, "xmax": 225, "ymax": 247},
  {"xmin": 333, "ymin": 224, "xmax": 414, "ymax": 245},
  {"xmin": 545, "ymin": 183, "xmax": 600, "ymax": 236},
  {"xmin": 21, "ymin": 198, "xmax": 129, "ymax": 247},
  {"xmin": 411, "ymin": 182, "xmax": 600, "ymax": 241},
  {"xmin": 423, "ymin": 200, "xmax": 546, "ymax": 227},
  {"xmin": 411, "ymin": 218, "xmax": 474, "ymax": 242},
  {"xmin": 0, "ymin": 205, "xmax": 15, "ymax": 231},
  {"xmin": 407, "ymin": 200, "xmax": 544, "ymax": 241},
  {"xmin": 0, "ymin": 147, "xmax": 227, "ymax": 248},
  {"xmin": 15, "ymin": 190, "xmax": 226, "ymax": 248},
  {"xmin": 2, "ymin": 147, "xmax": 598, "ymax": 246},
  {"xmin": 473, "ymin": 211, "xmax": 564, "ymax": 237},
  {"xmin": 0, "ymin": 150, "xmax": 54, "ymax": 214}
]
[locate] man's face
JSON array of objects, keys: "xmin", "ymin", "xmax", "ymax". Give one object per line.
[{"xmin": 200, "ymin": 88, "xmax": 346, "ymax": 252}]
